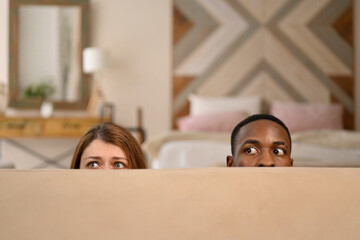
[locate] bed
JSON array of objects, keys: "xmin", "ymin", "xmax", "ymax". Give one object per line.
[
  {"xmin": 143, "ymin": 130, "xmax": 360, "ymax": 168},
  {"xmin": 143, "ymin": 95, "xmax": 360, "ymax": 168}
]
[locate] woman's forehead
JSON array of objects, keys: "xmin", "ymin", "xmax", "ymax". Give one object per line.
[{"xmin": 83, "ymin": 139, "xmax": 125, "ymax": 156}]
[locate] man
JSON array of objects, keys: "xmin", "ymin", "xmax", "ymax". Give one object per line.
[{"xmin": 227, "ymin": 114, "xmax": 293, "ymax": 167}]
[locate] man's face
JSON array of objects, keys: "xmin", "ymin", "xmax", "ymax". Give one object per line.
[{"xmin": 227, "ymin": 120, "xmax": 293, "ymax": 167}]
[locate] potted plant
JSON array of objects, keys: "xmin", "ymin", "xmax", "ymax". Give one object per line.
[
  {"xmin": 21, "ymin": 80, "xmax": 56, "ymax": 118},
  {"xmin": 21, "ymin": 81, "xmax": 55, "ymax": 100}
]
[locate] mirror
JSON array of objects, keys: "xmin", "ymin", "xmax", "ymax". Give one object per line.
[{"xmin": 9, "ymin": 0, "xmax": 90, "ymax": 109}]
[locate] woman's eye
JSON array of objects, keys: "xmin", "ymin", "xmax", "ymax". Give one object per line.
[
  {"xmin": 87, "ymin": 162, "xmax": 99, "ymax": 168},
  {"xmin": 245, "ymin": 147, "xmax": 257, "ymax": 154},
  {"xmin": 114, "ymin": 162, "xmax": 126, "ymax": 169},
  {"xmin": 273, "ymin": 148, "xmax": 285, "ymax": 155}
]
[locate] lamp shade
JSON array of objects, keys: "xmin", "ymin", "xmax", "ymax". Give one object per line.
[{"xmin": 83, "ymin": 47, "xmax": 106, "ymax": 73}]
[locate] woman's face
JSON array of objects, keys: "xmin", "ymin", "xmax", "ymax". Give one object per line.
[{"xmin": 79, "ymin": 139, "xmax": 129, "ymax": 169}]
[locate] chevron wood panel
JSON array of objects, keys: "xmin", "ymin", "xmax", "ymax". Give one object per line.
[
  {"xmin": 238, "ymin": 0, "xmax": 289, "ymax": 23},
  {"xmin": 172, "ymin": 0, "xmax": 354, "ymax": 129},
  {"xmin": 332, "ymin": 5, "xmax": 353, "ymax": 46},
  {"xmin": 331, "ymin": 76, "xmax": 355, "ymax": 129},
  {"xmin": 173, "ymin": 6, "xmax": 193, "ymax": 45}
]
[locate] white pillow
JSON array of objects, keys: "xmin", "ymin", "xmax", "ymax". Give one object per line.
[{"xmin": 188, "ymin": 94, "xmax": 262, "ymax": 116}]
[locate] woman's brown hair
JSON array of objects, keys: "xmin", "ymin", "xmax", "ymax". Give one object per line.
[{"xmin": 70, "ymin": 122, "xmax": 146, "ymax": 169}]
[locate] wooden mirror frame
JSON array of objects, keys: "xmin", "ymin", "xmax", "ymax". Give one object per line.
[{"xmin": 9, "ymin": 0, "xmax": 90, "ymax": 110}]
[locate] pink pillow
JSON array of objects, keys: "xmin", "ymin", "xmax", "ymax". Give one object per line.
[
  {"xmin": 177, "ymin": 111, "xmax": 250, "ymax": 132},
  {"xmin": 270, "ymin": 102, "xmax": 343, "ymax": 132}
]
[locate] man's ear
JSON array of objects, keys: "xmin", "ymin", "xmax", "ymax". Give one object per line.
[
  {"xmin": 227, "ymin": 155, "xmax": 234, "ymax": 167},
  {"xmin": 290, "ymin": 158, "xmax": 294, "ymax": 166}
]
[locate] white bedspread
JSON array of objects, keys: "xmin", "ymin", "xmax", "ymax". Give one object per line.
[{"xmin": 143, "ymin": 130, "xmax": 360, "ymax": 168}]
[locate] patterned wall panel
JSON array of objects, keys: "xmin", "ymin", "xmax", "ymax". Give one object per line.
[{"xmin": 172, "ymin": 0, "xmax": 354, "ymax": 129}]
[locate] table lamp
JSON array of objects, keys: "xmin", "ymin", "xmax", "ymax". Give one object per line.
[{"xmin": 83, "ymin": 47, "xmax": 107, "ymax": 115}]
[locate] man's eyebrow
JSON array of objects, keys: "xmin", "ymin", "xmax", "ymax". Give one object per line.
[
  {"xmin": 242, "ymin": 140, "xmax": 289, "ymax": 147},
  {"xmin": 273, "ymin": 141, "xmax": 287, "ymax": 147},
  {"xmin": 242, "ymin": 139, "xmax": 260, "ymax": 145}
]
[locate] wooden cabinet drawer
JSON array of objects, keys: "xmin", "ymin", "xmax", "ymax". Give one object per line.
[
  {"xmin": 43, "ymin": 118, "xmax": 101, "ymax": 137},
  {"xmin": 0, "ymin": 118, "xmax": 42, "ymax": 137},
  {"xmin": 0, "ymin": 117, "xmax": 110, "ymax": 138}
]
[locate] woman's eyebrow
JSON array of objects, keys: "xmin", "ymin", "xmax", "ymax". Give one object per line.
[
  {"xmin": 111, "ymin": 157, "xmax": 128, "ymax": 160},
  {"xmin": 83, "ymin": 156, "xmax": 101, "ymax": 161}
]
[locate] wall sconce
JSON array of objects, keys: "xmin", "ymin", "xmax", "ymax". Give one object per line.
[{"xmin": 83, "ymin": 47, "xmax": 107, "ymax": 115}]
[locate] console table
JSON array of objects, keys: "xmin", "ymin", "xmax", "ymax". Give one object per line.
[
  {"xmin": 0, "ymin": 116, "xmax": 110, "ymax": 138},
  {"xmin": 0, "ymin": 109, "xmax": 146, "ymax": 169}
]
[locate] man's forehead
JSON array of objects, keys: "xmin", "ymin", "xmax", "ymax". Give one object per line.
[{"xmin": 236, "ymin": 119, "xmax": 290, "ymax": 143}]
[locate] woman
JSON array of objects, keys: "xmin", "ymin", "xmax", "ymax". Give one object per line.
[{"xmin": 70, "ymin": 122, "xmax": 146, "ymax": 169}]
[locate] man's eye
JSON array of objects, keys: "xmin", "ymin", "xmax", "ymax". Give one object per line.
[
  {"xmin": 114, "ymin": 162, "xmax": 126, "ymax": 169},
  {"xmin": 245, "ymin": 147, "xmax": 257, "ymax": 154},
  {"xmin": 273, "ymin": 148, "xmax": 285, "ymax": 155},
  {"xmin": 87, "ymin": 162, "xmax": 99, "ymax": 168}
]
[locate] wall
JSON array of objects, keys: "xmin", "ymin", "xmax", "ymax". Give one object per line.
[
  {"xmin": 0, "ymin": 0, "xmax": 172, "ymax": 168},
  {"xmin": 0, "ymin": 0, "xmax": 8, "ymax": 86},
  {"xmin": 0, "ymin": 0, "xmax": 172, "ymax": 138},
  {"xmin": 90, "ymin": 0, "xmax": 172, "ymax": 138}
]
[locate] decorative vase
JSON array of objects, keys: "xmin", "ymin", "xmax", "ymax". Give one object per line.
[
  {"xmin": 0, "ymin": 95, "xmax": 6, "ymax": 115},
  {"xmin": 40, "ymin": 100, "xmax": 54, "ymax": 118},
  {"xmin": 0, "ymin": 83, "xmax": 7, "ymax": 115}
]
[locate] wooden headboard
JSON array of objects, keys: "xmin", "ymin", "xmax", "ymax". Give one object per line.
[{"xmin": 172, "ymin": 0, "xmax": 355, "ymax": 129}]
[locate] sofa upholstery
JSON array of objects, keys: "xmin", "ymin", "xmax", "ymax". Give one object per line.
[{"xmin": 0, "ymin": 168, "xmax": 359, "ymax": 239}]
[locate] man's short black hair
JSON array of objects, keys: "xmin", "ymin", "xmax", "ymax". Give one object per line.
[{"xmin": 230, "ymin": 114, "xmax": 292, "ymax": 155}]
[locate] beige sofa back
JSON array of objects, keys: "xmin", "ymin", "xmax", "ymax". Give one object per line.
[{"xmin": 0, "ymin": 168, "xmax": 359, "ymax": 240}]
